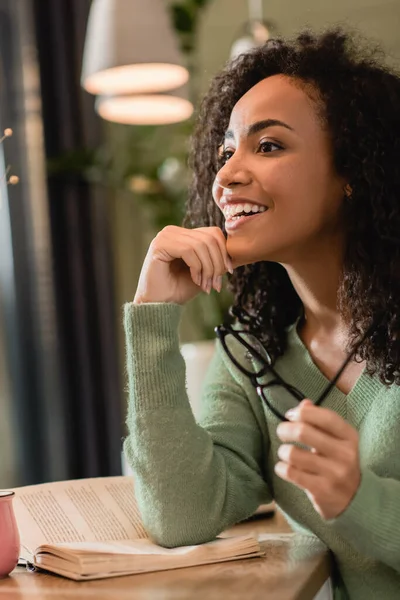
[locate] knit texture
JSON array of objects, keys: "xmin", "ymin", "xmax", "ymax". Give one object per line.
[{"xmin": 123, "ymin": 302, "xmax": 400, "ymax": 600}]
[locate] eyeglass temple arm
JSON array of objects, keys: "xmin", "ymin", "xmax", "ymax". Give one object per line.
[
  {"xmin": 316, "ymin": 322, "xmax": 376, "ymax": 404},
  {"xmin": 316, "ymin": 352, "xmax": 354, "ymax": 404}
]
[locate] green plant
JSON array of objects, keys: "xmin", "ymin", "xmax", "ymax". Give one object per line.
[{"xmin": 169, "ymin": 0, "xmax": 212, "ymax": 55}]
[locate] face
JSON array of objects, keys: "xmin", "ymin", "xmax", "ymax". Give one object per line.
[{"xmin": 212, "ymin": 74, "xmax": 347, "ymax": 267}]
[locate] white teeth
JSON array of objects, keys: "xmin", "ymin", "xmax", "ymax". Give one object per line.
[{"xmin": 223, "ymin": 202, "xmax": 267, "ymax": 220}]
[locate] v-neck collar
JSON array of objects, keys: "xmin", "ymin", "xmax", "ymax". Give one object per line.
[{"xmin": 279, "ymin": 321, "xmax": 385, "ymax": 427}]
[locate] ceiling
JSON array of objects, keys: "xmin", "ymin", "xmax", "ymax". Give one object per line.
[{"xmin": 196, "ymin": 0, "xmax": 400, "ymax": 92}]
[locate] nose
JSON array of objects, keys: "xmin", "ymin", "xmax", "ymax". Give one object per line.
[{"xmin": 214, "ymin": 154, "xmax": 252, "ymax": 191}]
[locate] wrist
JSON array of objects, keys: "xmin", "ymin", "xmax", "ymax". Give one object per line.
[
  {"xmin": 133, "ymin": 294, "xmax": 175, "ymax": 305},
  {"xmin": 133, "ymin": 295, "xmax": 161, "ymax": 305},
  {"xmin": 133, "ymin": 294, "xmax": 149, "ymax": 304}
]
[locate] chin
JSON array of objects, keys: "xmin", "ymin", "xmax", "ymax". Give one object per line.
[{"xmin": 226, "ymin": 236, "xmax": 284, "ymax": 268}]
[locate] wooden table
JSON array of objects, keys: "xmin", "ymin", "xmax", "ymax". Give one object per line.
[{"xmin": 0, "ymin": 508, "xmax": 331, "ymax": 600}]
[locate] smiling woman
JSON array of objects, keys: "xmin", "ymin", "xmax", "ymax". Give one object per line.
[
  {"xmin": 124, "ymin": 27, "xmax": 400, "ymax": 600},
  {"xmin": 211, "ymin": 75, "xmax": 345, "ymax": 266}
]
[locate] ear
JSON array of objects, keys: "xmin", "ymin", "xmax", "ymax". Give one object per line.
[{"xmin": 344, "ymin": 183, "xmax": 353, "ymax": 198}]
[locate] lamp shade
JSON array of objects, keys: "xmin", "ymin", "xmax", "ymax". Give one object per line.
[
  {"xmin": 230, "ymin": 20, "xmax": 273, "ymax": 60},
  {"xmin": 81, "ymin": 0, "xmax": 189, "ymax": 95},
  {"xmin": 96, "ymin": 88, "xmax": 193, "ymax": 125}
]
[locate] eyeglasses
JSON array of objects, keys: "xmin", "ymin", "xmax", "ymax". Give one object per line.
[{"xmin": 215, "ymin": 321, "xmax": 374, "ymax": 422}]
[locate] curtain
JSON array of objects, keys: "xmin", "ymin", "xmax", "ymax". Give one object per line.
[{"xmin": 0, "ymin": 0, "xmax": 122, "ymax": 486}]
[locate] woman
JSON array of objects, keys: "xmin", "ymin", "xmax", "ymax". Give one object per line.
[{"xmin": 124, "ymin": 28, "xmax": 400, "ymax": 599}]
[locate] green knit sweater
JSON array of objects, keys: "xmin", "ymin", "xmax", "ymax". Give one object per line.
[{"xmin": 123, "ymin": 302, "xmax": 400, "ymax": 600}]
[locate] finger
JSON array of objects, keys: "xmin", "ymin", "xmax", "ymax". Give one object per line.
[
  {"xmin": 274, "ymin": 460, "xmax": 322, "ymax": 492},
  {"xmin": 175, "ymin": 226, "xmax": 232, "ymax": 280},
  {"xmin": 186, "ymin": 229, "xmax": 227, "ymax": 290},
  {"xmin": 276, "ymin": 421, "xmax": 340, "ymax": 457},
  {"xmin": 277, "ymin": 443, "xmax": 334, "ymax": 475},
  {"xmin": 187, "ymin": 241, "xmax": 216, "ymax": 292},
  {"xmin": 285, "ymin": 400, "xmax": 357, "ymax": 441},
  {"xmin": 177, "ymin": 246, "xmax": 202, "ymax": 287},
  {"xmin": 195, "ymin": 227, "xmax": 233, "ymax": 274},
  {"xmin": 159, "ymin": 233, "xmax": 214, "ymax": 290},
  {"xmin": 155, "ymin": 226, "xmax": 227, "ymax": 292}
]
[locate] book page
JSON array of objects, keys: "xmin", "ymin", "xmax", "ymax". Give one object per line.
[
  {"xmin": 34, "ymin": 536, "xmax": 263, "ymax": 580},
  {"xmin": 13, "ymin": 476, "xmax": 147, "ymax": 554},
  {"xmin": 39, "ymin": 535, "xmax": 260, "ymax": 558}
]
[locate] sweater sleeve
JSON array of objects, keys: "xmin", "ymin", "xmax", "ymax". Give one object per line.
[
  {"xmin": 123, "ymin": 302, "xmax": 272, "ymax": 548},
  {"xmin": 326, "ymin": 467, "xmax": 400, "ymax": 573}
]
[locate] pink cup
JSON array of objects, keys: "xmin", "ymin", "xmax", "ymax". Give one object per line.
[{"xmin": 0, "ymin": 491, "xmax": 20, "ymax": 577}]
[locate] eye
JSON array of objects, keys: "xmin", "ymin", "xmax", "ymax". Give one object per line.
[
  {"xmin": 219, "ymin": 148, "xmax": 235, "ymax": 165},
  {"xmin": 258, "ymin": 141, "xmax": 283, "ymax": 153}
]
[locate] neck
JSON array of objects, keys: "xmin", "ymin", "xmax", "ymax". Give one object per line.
[{"xmin": 281, "ymin": 240, "xmax": 346, "ymax": 339}]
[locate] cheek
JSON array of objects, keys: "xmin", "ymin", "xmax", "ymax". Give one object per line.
[
  {"xmin": 265, "ymin": 157, "xmax": 314, "ymax": 209},
  {"xmin": 267, "ymin": 157, "xmax": 343, "ymax": 228}
]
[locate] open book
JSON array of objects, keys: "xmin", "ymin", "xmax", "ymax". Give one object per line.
[{"xmin": 12, "ymin": 475, "xmax": 263, "ymax": 581}]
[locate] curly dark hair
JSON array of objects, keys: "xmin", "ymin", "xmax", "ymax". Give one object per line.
[{"xmin": 184, "ymin": 27, "xmax": 400, "ymax": 385}]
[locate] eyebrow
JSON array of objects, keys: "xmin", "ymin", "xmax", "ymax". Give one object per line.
[{"xmin": 224, "ymin": 118, "xmax": 294, "ymax": 141}]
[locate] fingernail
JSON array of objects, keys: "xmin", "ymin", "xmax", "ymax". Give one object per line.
[
  {"xmin": 214, "ymin": 276, "xmax": 222, "ymax": 292},
  {"xmin": 206, "ymin": 279, "xmax": 212, "ymax": 294},
  {"xmin": 196, "ymin": 273, "xmax": 202, "ymax": 286},
  {"xmin": 285, "ymin": 408, "xmax": 298, "ymax": 420},
  {"xmin": 276, "ymin": 423, "xmax": 286, "ymax": 438},
  {"xmin": 277, "ymin": 444, "xmax": 289, "ymax": 460},
  {"xmin": 226, "ymin": 257, "xmax": 234, "ymax": 274}
]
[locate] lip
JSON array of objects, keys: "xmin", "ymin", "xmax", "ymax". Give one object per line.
[{"xmin": 224, "ymin": 209, "xmax": 269, "ymax": 232}]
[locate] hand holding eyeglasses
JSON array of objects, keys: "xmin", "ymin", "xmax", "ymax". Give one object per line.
[
  {"xmin": 275, "ymin": 399, "xmax": 361, "ymax": 520},
  {"xmin": 134, "ymin": 226, "xmax": 233, "ymax": 305}
]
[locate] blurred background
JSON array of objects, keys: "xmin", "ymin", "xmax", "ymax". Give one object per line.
[{"xmin": 0, "ymin": 0, "xmax": 398, "ymax": 488}]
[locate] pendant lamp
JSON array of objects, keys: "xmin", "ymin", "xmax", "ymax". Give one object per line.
[
  {"xmin": 230, "ymin": 0, "xmax": 275, "ymax": 60},
  {"xmin": 96, "ymin": 86, "xmax": 193, "ymax": 125},
  {"xmin": 81, "ymin": 0, "xmax": 189, "ymax": 95}
]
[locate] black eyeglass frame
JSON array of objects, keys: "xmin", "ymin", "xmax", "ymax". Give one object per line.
[{"xmin": 215, "ymin": 321, "xmax": 375, "ymax": 422}]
